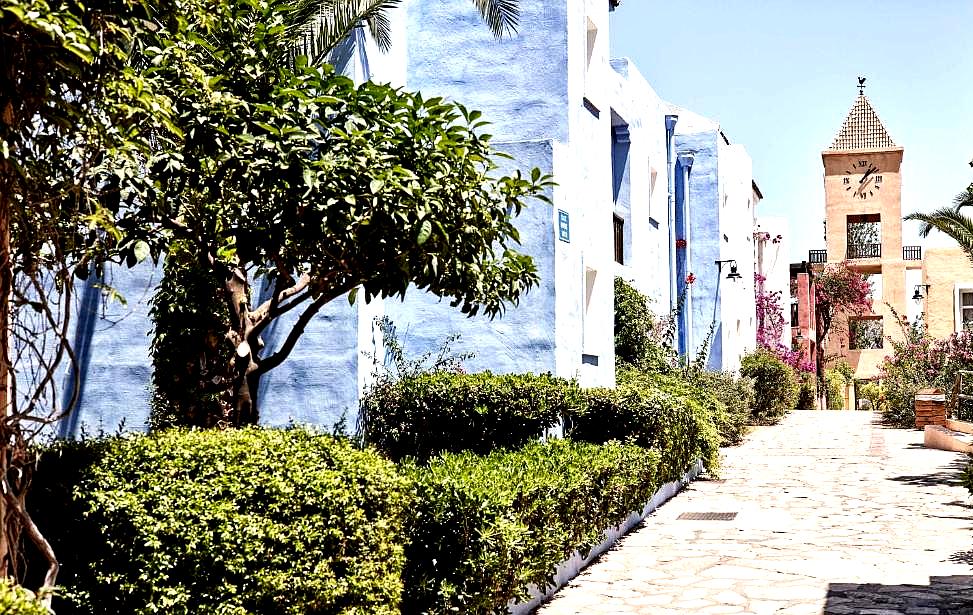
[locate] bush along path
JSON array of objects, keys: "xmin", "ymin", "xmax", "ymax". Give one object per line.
[{"xmin": 538, "ymin": 410, "xmax": 973, "ymax": 615}]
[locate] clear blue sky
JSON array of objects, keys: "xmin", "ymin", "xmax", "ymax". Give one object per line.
[{"xmin": 610, "ymin": 1, "xmax": 973, "ymax": 262}]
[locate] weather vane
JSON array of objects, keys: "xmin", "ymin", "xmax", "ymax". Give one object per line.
[{"xmin": 857, "ymin": 76, "xmax": 866, "ymax": 95}]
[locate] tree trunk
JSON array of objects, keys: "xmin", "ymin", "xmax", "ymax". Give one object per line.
[{"xmin": 0, "ymin": 180, "xmax": 13, "ymax": 576}]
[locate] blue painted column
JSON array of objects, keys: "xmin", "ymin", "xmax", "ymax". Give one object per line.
[
  {"xmin": 665, "ymin": 114, "xmax": 678, "ymax": 313},
  {"xmin": 675, "ymin": 152, "xmax": 694, "ymax": 357}
]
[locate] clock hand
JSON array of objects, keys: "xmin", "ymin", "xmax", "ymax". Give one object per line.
[{"xmin": 860, "ymin": 167, "xmax": 876, "ymax": 183}]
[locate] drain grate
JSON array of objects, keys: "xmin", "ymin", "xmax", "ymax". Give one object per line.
[{"xmin": 677, "ymin": 512, "xmax": 738, "ymax": 521}]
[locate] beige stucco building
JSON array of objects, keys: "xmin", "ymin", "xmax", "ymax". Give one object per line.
[
  {"xmin": 816, "ymin": 91, "xmax": 922, "ymax": 379},
  {"xmin": 920, "ymin": 248, "xmax": 973, "ymax": 339}
]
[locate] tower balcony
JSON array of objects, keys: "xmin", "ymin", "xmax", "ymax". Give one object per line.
[
  {"xmin": 902, "ymin": 245, "xmax": 922, "ymax": 261},
  {"xmin": 847, "ymin": 242, "xmax": 881, "ymax": 260}
]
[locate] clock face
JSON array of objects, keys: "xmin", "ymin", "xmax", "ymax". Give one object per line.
[{"xmin": 844, "ymin": 159, "xmax": 882, "ymax": 200}]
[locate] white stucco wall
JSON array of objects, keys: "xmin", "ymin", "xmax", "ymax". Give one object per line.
[
  {"xmin": 717, "ymin": 142, "xmax": 757, "ymax": 373},
  {"xmin": 754, "ymin": 215, "xmax": 791, "ymax": 348}
]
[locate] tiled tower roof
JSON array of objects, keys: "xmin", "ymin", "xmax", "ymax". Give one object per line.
[{"xmin": 828, "ymin": 94, "xmax": 896, "ymax": 151}]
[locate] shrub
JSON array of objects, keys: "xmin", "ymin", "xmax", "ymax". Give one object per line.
[
  {"xmin": 880, "ymin": 315, "xmax": 973, "ymax": 426},
  {"xmin": 825, "ymin": 369, "xmax": 847, "ymax": 409},
  {"xmin": 740, "ymin": 348, "xmax": 798, "ymax": 424},
  {"xmin": 796, "ymin": 372, "xmax": 817, "ymax": 409},
  {"xmin": 31, "ymin": 428, "xmax": 411, "ymax": 615},
  {"xmin": 572, "ymin": 368, "xmax": 720, "ymax": 477},
  {"xmin": 857, "ymin": 380, "xmax": 885, "ymax": 412},
  {"xmin": 613, "ymin": 277, "xmax": 678, "ymax": 373},
  {"xmin": 359, "ymin": 371, "xmax": 585, "ymax": 461},
  {"xmin": 403, "ymin": 439, "xmax": 660, "ymax": 614},
  {"xmin": 691, "ymin": 371, "xmax": 754, "ymax": 446},
  {"xmin": 0, "ymin": 581, "xmax": 48, "ymax": 615}
]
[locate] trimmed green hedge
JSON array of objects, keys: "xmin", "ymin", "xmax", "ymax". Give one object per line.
[
  {"xmin": 0, "ymin": 581, "xmax": 48, "ymax": 615},
  {"xmin": 572, "ymin": 368, "xmax": 720, "ymax": 479},
  {"xmin": 740, "ymin": 348, "xmax": 798, "ymax": 424},
  {"xmin": 359, "ymin": 371, "xmax": 585, "ymax": 461},
  {"xmin": 690, "ymin": 371, "xmax": 754, "ymax": 446},
  {"xmin": 402, "ymin": 439, "xmax": 660, "ymax": 614},
  {"xmin": 31, "ymin": 428, "xmax": 411, "ymax": 615}
]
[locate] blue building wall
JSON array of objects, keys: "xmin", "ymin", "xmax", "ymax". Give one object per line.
[
  {"xmin": 257, "ymin": 296, "xmax": 361, "ymax": 429},
  {"xmin": 406, "ymin": 0, "xmax": 570, "ymax": 144},
  {"xmin": 674, "ymin": 130, "xmax": 723, "ymax": 369},
  {"xmin": 57, "ymin": 263, "xmax": 159, "ymax": 437},
  {"xmin": 385, "ymin": 141, "xmax": 557, "ymax": 376}
]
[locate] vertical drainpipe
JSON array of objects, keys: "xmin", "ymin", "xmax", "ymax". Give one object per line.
[
  {"xmin": 665, "ymin": 115, "xmax": 678, "ymax": 313},
  {"xmin": 676, "ymin": 153, "xmax": 695, "ymax": 356}
]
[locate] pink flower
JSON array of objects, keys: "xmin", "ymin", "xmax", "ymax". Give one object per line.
[{"xmin": 686, "ymin": 273, "xmax": 696, "ymax": 285}]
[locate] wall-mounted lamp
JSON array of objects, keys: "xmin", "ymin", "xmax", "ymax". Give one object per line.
[
  {"xmin": 912, "ymin": 284, "xmax": 931, "ymax": 302},
  {"xmin": 714, "ymin": 259, "xmax": 742, "ymax": 280}
]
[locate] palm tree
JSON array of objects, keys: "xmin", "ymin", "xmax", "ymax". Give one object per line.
[
  {"xmin": 905, "ymin": 185, "xmax": 973, "ymax": 263},
  {"xmin": 288, "ymin": 0, "xmax": 520, "ymax": 64}
]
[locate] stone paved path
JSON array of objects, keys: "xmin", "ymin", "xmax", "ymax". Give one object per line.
[{"xmin": 537, "ymin": 410, "xmax": 973, "ymax": 614}]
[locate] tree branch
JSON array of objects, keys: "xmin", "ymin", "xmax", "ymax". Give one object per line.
[{"xmin": 252, "ymin": 285, "xmax": 352, "ymax": 376}]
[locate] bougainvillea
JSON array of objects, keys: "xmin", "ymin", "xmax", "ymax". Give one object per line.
[
  {"xmin": 880, "ymin": 314, "xmax": 973, "ymax": 426},
  {"xmin": 813, "ymin": 262, "xmax": 872, "ymax": 380},
  {"xmin": 754, "ymin": 273, "xmax": 813, "ymax": 373}
]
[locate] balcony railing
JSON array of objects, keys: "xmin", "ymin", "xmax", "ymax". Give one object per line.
[
  {"xmin": 847, "ymin": 242, "xmax": 881, "ymax": 260},
  {"xmin": 903, "ymin": 245, "xmax": 922, "ymax": 261},
  {"xmin": 808, "ymin": 249, "xmax": 827, "ymax": 264}
]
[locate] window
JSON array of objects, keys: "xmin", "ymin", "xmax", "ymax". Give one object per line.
[
  {"xmin": 613, "ymin": 215, "xmax": 624, "ymax": 264},
  {"xmin": 961, "ymin": 291, "xmax": 973, "ymax": 330},
  {"xmin": 846, "ymin": 213, "xmax": 881, "ymax": 259},
  {"xmin": 849, "ymin": 317, "xmax": 883, "ymax": 350}
]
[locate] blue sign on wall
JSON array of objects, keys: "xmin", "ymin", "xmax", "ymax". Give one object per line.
[{"xmin": 558, "ymin": 210, "xmax": 570, "ymax": 243}]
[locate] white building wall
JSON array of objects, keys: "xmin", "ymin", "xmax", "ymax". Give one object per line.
[
  {"xmin": 754, "ymin": 215, "xmax": 792, "ymax": 348},
  {"xmin": 717, "ymin": 143, "xmax": 757, "ymax": 372}
]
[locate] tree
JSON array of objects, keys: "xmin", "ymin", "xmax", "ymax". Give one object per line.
[
  {"xmin": 290, "ymin": 0, "xmax": 520, "ymax": 63},
  {"xmin": 1, "ymin": 0, "xmax": 182, "ymax": 599},
  {"xmin": 905, "ymin": 184, "xmax": 973, "ymax": 263},
  {"xmin": 141, "ymin": 0, "xmax": 550, "ymax": 427},
  {"xmin": 813, "ymin": 262, "xmax": 872, "ymax": 389}
]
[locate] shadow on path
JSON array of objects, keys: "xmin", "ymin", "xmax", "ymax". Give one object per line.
[
  {"xmin": 825, "ymin": 576, "xmax": 973, "ymax": 614},
  {"xmin": 887, "ymin": 457, "xmax": 969, "ymax": 488}
]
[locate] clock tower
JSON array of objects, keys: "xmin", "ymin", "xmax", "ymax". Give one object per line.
[{"xmin": 818, "ymin": 81, "xmax": 919, "ymax": 380}]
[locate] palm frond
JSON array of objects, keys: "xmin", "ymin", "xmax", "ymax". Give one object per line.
[
  {"xmin": 285, "ymin": 0, "xmax": 402, "ymax": 64},
  {"xmin": 905, "ymin": 207, "xmax": 973, "ymax": 264},
  {"xmin": 954, "ymin": 184, "xmax": 973, "ymax": 212},
  {"xmin": 470, "ymin": 0, "xmax": 520, "ymax": 38}
]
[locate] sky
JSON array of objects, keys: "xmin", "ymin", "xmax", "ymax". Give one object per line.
[{"xmin": 609, "ymin": 0, "xmax": 973, "ymax": 263}]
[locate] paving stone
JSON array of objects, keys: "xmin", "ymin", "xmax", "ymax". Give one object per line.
[{"xmin": 535, "ymin": 411, "xmax": 973, "ymax": 614}]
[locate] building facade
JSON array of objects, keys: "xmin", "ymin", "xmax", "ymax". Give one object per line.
[
  {"xmin": 56, "ymin": 0, "xmax": 767, "ymax": 435},
  {"xmin": 813, "ymin": 89, "xmax": 922, "ymax": 380},
  {"xmin": 669, "ymin": 107, "xmax": 759, "ymax": 373},
  {"xmin": 919, "ymin": 247, "xmax": 973, "ymax": 339}
]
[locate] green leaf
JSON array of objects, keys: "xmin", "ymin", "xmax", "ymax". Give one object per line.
[
  {"xmin": 348, "ymin": 287, "xmax": 358, "ymax": 305},
  {"xmin": 417, "ymin": 219, "xmax": 432, "ymax": 245}
]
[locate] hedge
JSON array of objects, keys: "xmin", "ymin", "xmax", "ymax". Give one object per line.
[
  {"xmin": 402, "ymin": 439, "xmax": 661, "ymax": 614},
  {"xmin": 359, "ymin": 371, "xmax": 585, "ymax": 461},
  {"xmin": 0, "ymin": 581, "xmax": 48, "ymax": 615},
  {"xmin": 740, "ymin": 348, "xmax": 798, "ymax": 424},
  {"xmin": 31, "ymin": 428, "xmax": 411, "ymax": 615},
  {"xmin": 690, "ymin": 371, "xmax": 754, "ymax": 446},
  {"xmin": 572, "ymin": 368, "xmax": 720, "ymax": 478}
]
